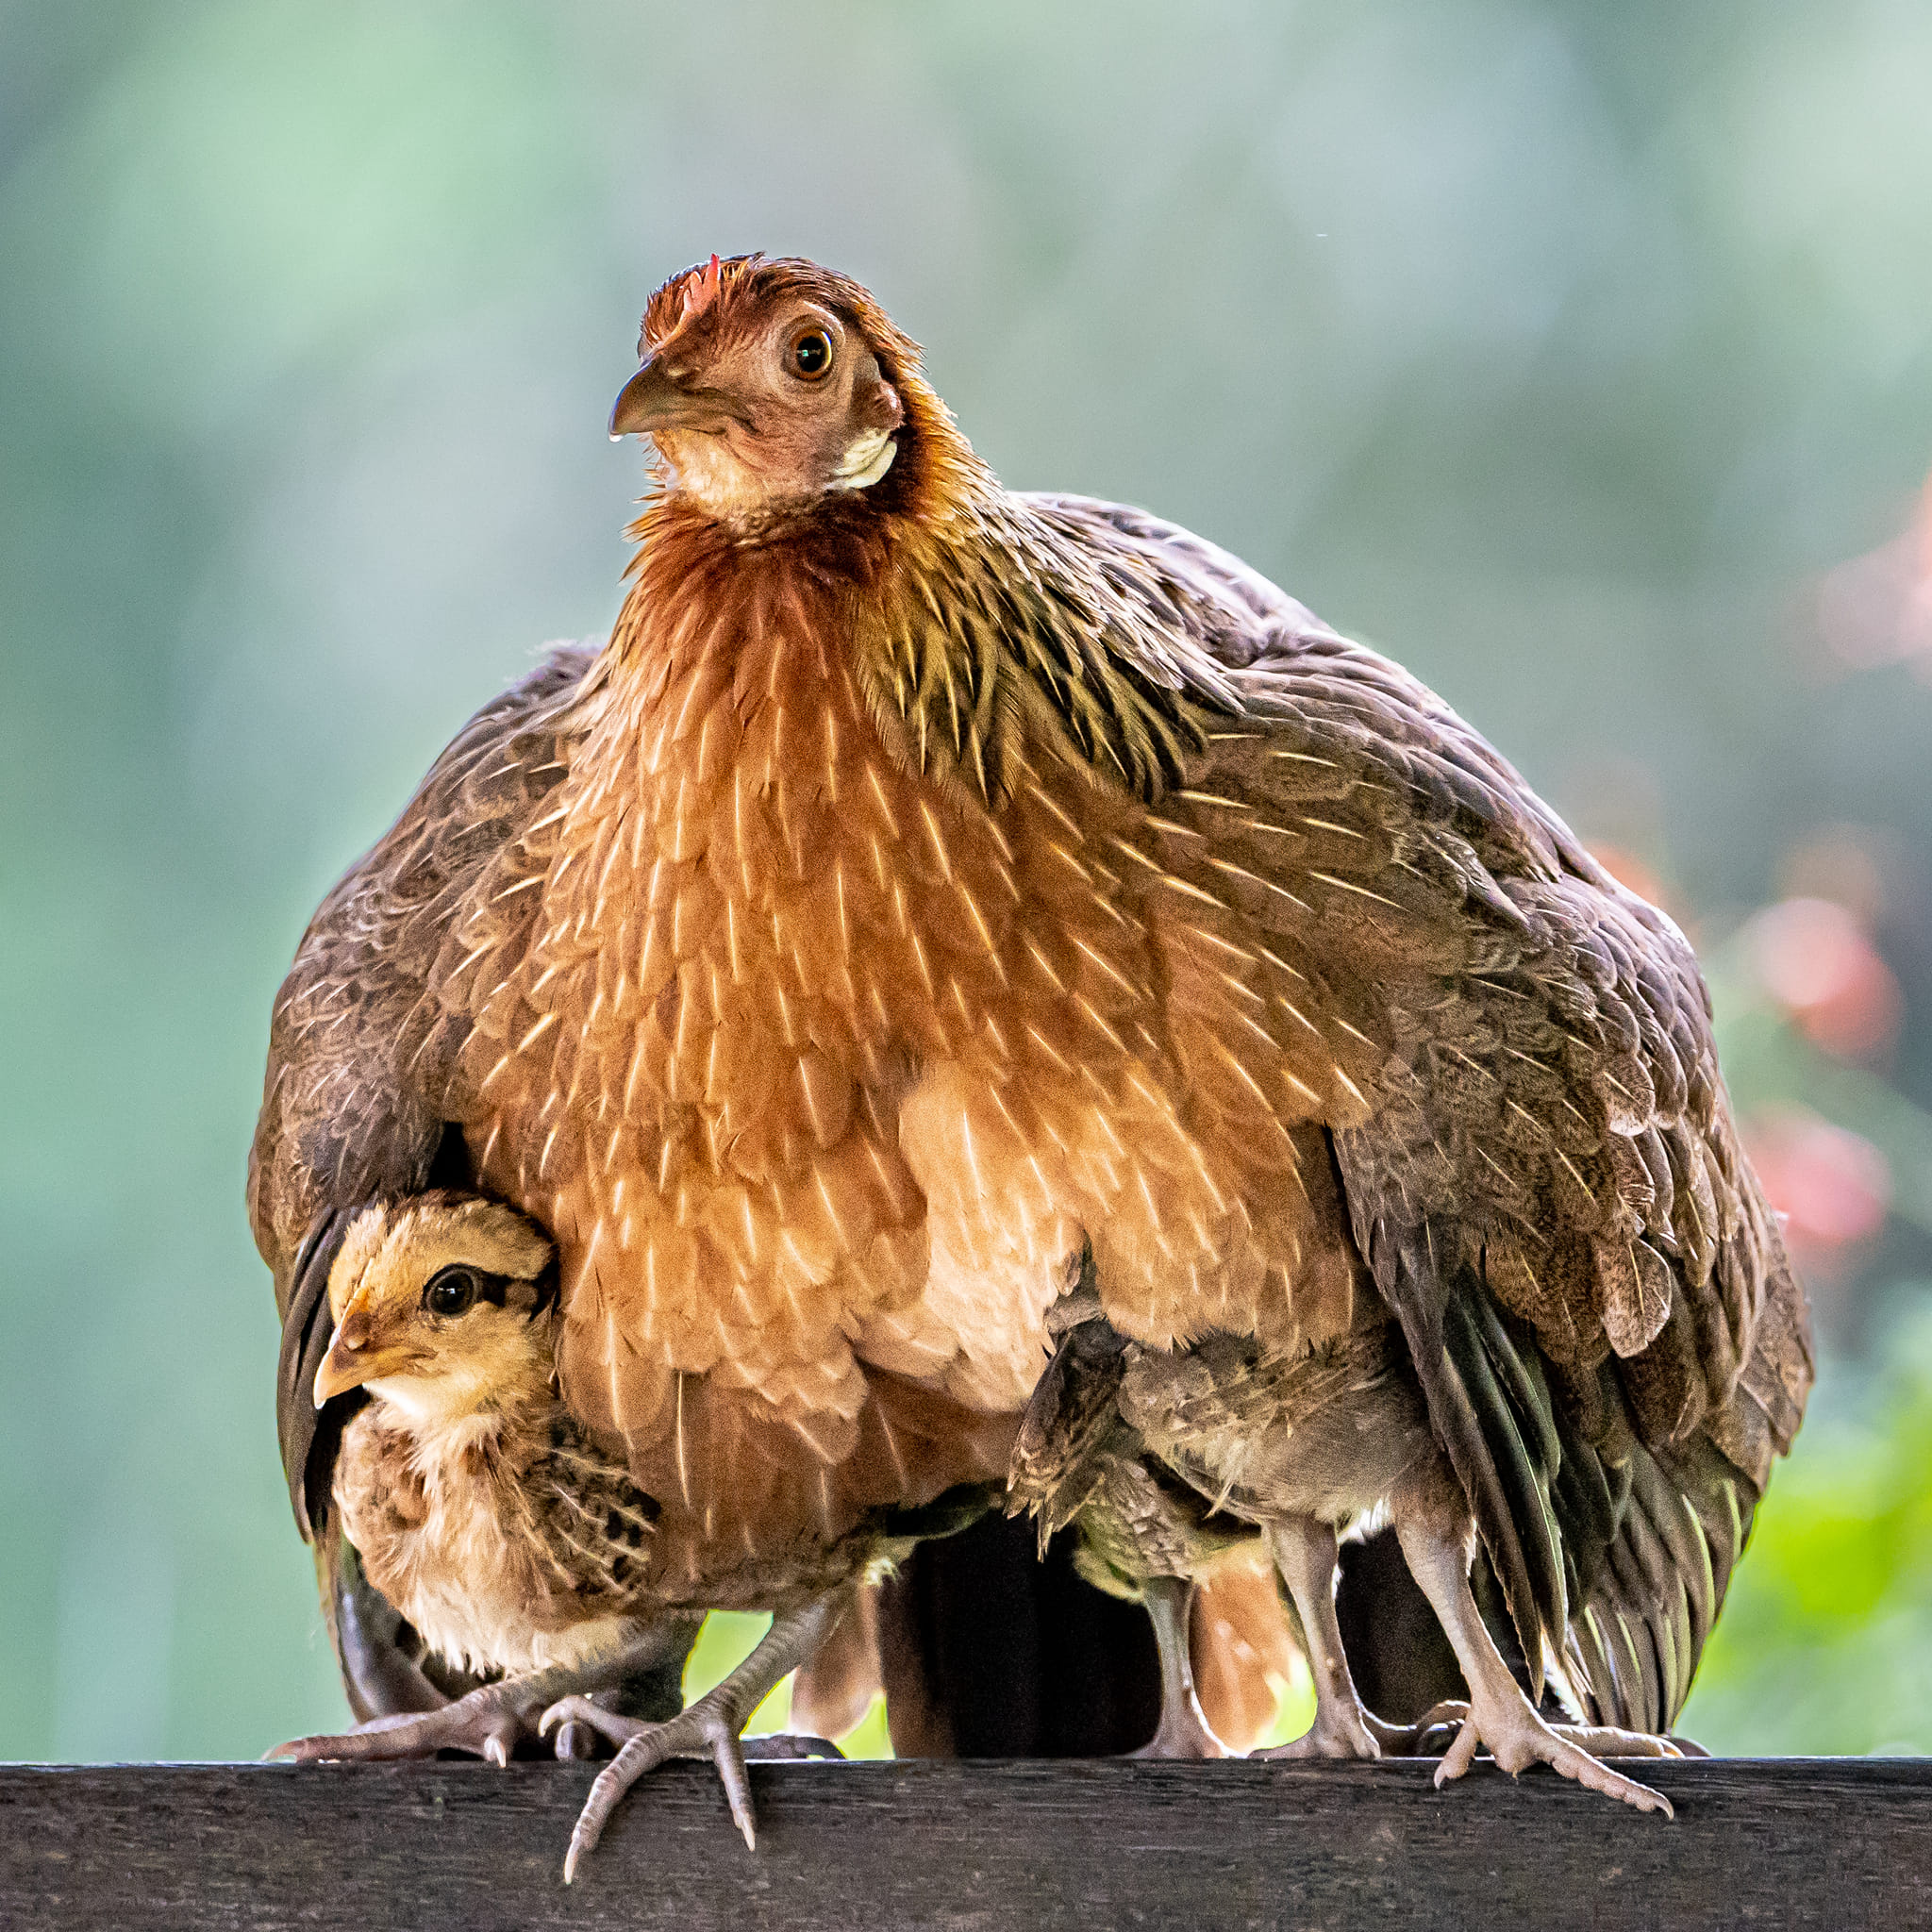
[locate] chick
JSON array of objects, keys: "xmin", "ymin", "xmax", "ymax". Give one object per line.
[
  {"xmin": 1008, "ymin": 1269, "xmax": 1257, "ymax": 1759},
  {"xmin": 270, "ymin": 1191, "xmax": 852, "ymax": 1874}
]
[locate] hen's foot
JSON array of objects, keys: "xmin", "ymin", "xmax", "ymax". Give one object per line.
[
  {"xmin": 1257, "ymin": 1702, "xmax": 1438, "ymax": 1760},
  {"xmin": 270, "ymin": 1678, "xmax": 562, "ymax": 1768},
  {"xmin": 1432, "ymin": 1691, "xmax": 1679, "ymax": 1816},
  {"xmin": 1130, "ymin": 1696, "xmax": 1225, "ymax": 1759},
  {"xmin": 1392, "ymin": 1507, "xmax": 1677, "ymax": 1818},
  {"xmin": 540, "ymin": 1694, "xmax": 842, "ymax": 1876},
  {"xmin": 539, "ymin": 1594, "xmax": 847, "ymax": 1881}
]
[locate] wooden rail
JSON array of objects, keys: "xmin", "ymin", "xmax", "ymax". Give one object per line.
[{"xmin": 5, "ymin": 1757, "xmax": 1925, "ymax": 1929}]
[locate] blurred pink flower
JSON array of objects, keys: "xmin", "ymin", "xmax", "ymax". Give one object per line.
[
  {"xmin": 1739, "ymin": 895, "xmax": 1904, "ymax": 1061},
  {"xmin": 1743, "ymin": 1108, "xmax": 1890, "ymax": 1260}
]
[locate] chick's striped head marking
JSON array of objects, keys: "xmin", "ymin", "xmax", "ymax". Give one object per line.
[
  {"xmin": 611, "ymin": 254, "xmax": 923, "ymax": 522},
  {"xmin": 314, "ymin": 1193, "xmax": 559, "ymax": 1425}
]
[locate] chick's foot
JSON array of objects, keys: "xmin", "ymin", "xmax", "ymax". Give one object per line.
[
  {"xmin": 1129, "ymin": 1697, "xmax": 1226, "ymax": 1759},
  {"xmin": 1263, "ymin": 1701, "xmax": 1472, "ymax": 1761}
]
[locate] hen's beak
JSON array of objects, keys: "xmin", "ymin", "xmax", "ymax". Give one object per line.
[
  {"xmin": 608, "ymin": 358, "xmax": 743, "ymax": 441},
  {"xmin": 313, "ymin": 1297, "xmax": 417, "ymax": 1407}
]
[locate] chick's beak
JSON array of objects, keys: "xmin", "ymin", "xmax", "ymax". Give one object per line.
[
  {"xmin": 608, "ymin": 357, "xmax": 741, "ymax": 441},
  {"xmin": 313, "ymin": 1298, "xmax": 413, "ymax": 1407}
]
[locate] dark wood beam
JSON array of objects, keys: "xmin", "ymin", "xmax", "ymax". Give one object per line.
[{"xmin": 6, "ymin": 1757, "xmax": 1925, "ymax": 1930}]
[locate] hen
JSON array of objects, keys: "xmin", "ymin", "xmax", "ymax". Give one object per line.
[{"xmin": 252, "ymin": 249, "xmax": 1809, "ymax": 1835}]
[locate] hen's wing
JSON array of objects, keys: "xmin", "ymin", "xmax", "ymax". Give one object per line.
[
  {"xmin": 250, "ymin": 642, "xmax": 596, "ymax": 1533},
  {"xmin": 1036, "ymin": 495, "xmax": 1812, "ymax": 1693}
]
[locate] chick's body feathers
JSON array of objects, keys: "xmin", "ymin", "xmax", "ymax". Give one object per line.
[{"xmin": 335, "ymin": 1396, "xmax": 660, "ymax": 1676}]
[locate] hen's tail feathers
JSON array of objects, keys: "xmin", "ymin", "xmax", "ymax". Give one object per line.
[
  {"xmin": 277, "ymin": 1206, "xmax": 360, "ymax": 1541},
  {"xmin": 1565, "ymin": 1241, "xmax": 1812, "ymax": 1734},
  {"xmin": 1564, "ymin": 1433, "xmax": 1747, "ymax": 1735},
  {"xmin": 1359, "ymin": 1213, "xmax": 1568, "ymax": 1696}
]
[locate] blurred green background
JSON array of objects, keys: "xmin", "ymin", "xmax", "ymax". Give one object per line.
[{"xmin": 5, "ymin": 1, "xmax": 1932, "ymax": 1763}]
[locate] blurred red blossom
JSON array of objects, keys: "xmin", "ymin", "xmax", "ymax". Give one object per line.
[
  {"xmin": 1738, "ymin": 896, "xmax": 1904, "ymax": 1063},
  {"xmin": 1743, "ymin": 1107, "xmax": 1891, "ymax": 1274},
  {"xmin": 1585, "ymin": 841, "xmax": 1673, "ymax": 917}
]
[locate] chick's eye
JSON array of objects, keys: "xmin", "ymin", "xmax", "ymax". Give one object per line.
[
  {"xmin": 423, "ymin": 1267, "xmax": 479, "ymax": 1318},
  {"xmin": 790, "ymin": 328, "xmax": 833, "ymax": 380}
]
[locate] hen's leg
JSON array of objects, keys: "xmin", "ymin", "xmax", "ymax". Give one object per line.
[
  {"xmin": 1393, "ymin": 1510, "xmax": 1676, "ymax": 1816},
  {"xmin": 1129, "ymin": 1575, "xmax": 1224, "ymax": 1759},
  {"xmin": 270, "ymin": 1616, "xmax": 701, "ymax": 1767},
  {"xmin": 541, "ymin": 1593, "xmax": 848, "ymax": 1879},
  {"xmin": 1258, "ymin": 1516, "xmax": 1420, "ymax": 1758}
]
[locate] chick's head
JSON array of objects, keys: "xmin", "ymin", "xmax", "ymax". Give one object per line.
[{"xmin": 314, "ymin": 1192, "xmax": 558, "ymax": 1424}]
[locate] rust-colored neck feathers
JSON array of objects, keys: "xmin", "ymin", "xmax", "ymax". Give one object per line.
[{"xmin": 614, "ymin": 359, "xmax": 1232, "ymax": 815}]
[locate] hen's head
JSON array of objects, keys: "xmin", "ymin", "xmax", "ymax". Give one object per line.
[
  {"xmin": 610, "ymin": 254, "xmax": 940, "ymax": 523},
  {"xmin": 313, "ymin": 1193, "xmax": 558, "ymax": 1425}
]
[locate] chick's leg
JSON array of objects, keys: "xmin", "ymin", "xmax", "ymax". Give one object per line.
[
  {"xmin": 541, "ymin": 1592, "xmax": 849, "ymax": 1880},
  {"xmin": 272, "ymin": 1674, "xmax": 573, "ymax": 1767},
  {"xmin": 1129, "ymin": 1575, "xmax": 1225, "ymax": 1759},
  {"xmin": 787, "ymin": 1582, "xmax": 882, "ymax": 1744},
  {"xmin": 269, "ymin": 1615, "xmax": 702, "ymax": 1767},
  {"xmin": 1392, "ymin": 1508, "xmax": 1676, "ymax": 1816}
]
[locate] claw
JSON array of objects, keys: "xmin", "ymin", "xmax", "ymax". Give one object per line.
[
  {"xmin": 1432, "ymin": 1702, "xmax": 1677, "ymax": 1817},
  {"xmin": 537, "ymin": 1593, "xmax": 848, "ymax": 1881},
  {"xmin": 269, "ymin": 1679, "xmax": 562, "ymax": 1767},
  {"xmin": 552, "ymin": 1719, "xmax": 601, "ymax": 1761}
]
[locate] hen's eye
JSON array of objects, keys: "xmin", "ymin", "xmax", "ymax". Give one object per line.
[
  {"xmin": 423, "ymin": 1267, "xmax": 480, "ymax": 1318},
  {"xmin": 791, "ymin": 328, "xmax": 833, "ymax": 380}
]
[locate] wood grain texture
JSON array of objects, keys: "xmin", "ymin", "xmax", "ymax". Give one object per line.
[{"xmin": 4, "ymin": 1759, "xmax": 1924, "ymax": 1930}]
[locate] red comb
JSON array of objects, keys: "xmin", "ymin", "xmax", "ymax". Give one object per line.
[{"xmin": 679, "ymin": 253, "xmax": 724, "ymax": 325}]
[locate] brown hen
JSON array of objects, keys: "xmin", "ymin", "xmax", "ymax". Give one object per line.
[{"xmin": 254, "ymin": 251, "xmax": 1810, "ymax": 1824}]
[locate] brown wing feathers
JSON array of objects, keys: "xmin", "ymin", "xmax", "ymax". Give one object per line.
[
  {"xmin": 248, "ymin": 643, "xmax": 593, "ymax": 1290},
  {"xmin": 253, "ymin": 646, "xmax": 595, "ymax": 1544},
  {"xmin": 1048, "ymin": 498, "xmax": 1806, "ymax": 1715}
]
